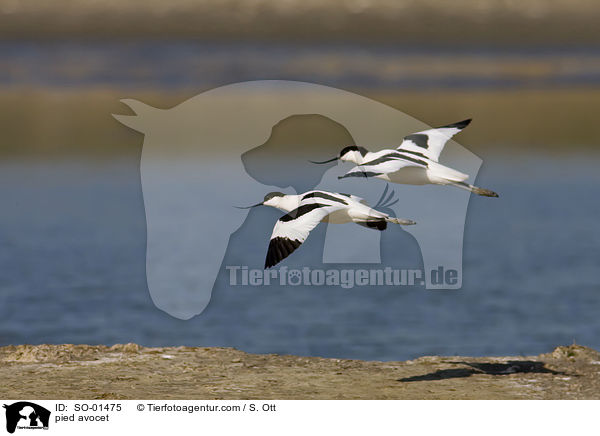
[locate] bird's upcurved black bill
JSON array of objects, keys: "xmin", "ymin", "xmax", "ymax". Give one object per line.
[
  {"xmin": 234, "ymin": 203, "xmax": 263, "ymax": 209},
  {"xmin": 309, "ymin": 157, "xmax": 338, "ymax": 164}
]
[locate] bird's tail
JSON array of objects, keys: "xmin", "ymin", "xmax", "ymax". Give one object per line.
[
  {"xmin": 386, "ymin": 217, "xmax": 416, "ymax": 226},
  {"xmin": 451, "ymin": 181, "xmax": 499, "ymax": 197}
]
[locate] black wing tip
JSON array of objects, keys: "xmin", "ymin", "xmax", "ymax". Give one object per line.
[
  {"xmin": 439, "ymin": 118, "xmax": 472, "ymax": 130},
  {"xmin": 357, "ymin": 220, "xmax": 387, "ymax": 231},
  {"xmin": 264, "ymin": 237, "xmax": 302, "ymax": 269},
  {"xmin": 339, "ymin": 171, "xmax": 381, "ymax": 179}
]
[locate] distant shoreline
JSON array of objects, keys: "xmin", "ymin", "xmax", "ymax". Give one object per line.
[
  {"xmin": 1, "ymin": 343, "xmax": 599, "ymax": 399},
  {"xmin": 1, "ymin": 86, "xmax": 599, "ymax": 158},
  {"xmin": 1, "ymin": 0, "xmax": 599, "ymax": 45}
]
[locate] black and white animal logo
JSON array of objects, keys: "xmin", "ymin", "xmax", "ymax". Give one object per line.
[{"xmin": 3, "ymin": 402, "xmax": 50, "ymax": 434}]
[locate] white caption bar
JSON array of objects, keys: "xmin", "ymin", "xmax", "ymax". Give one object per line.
[{"xmin": 0, "ymin": 400, "xmax": 596, "ymax": 436}]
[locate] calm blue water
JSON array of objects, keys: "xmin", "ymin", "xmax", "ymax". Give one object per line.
[
  {"xmin": 2, "ymin": 41, "xmax": 600, "ymax": 89},
  {"xmin": 1, "ymin": 155, "xmax": 599, "ymax": 360}
]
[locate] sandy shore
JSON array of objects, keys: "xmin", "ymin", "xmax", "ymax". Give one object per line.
[{"xmin": 1, "ymin": 344, "xmax": 599, "ymax": 399}]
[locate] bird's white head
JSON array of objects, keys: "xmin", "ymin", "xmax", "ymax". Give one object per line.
[
  {"xmin": 310, "ymin": 145, "xmax": 369, "ymax": 166},
  {"xmin": 262, "ymin": 191, "xmax": 287, "ymax": 208},
  {"xmin": 236, "ymin": 192, "xmax": 298, "ymax": 212},
  {"xmin": 338, "ymin": 145, "xmax": 369, "ymax": 164}
]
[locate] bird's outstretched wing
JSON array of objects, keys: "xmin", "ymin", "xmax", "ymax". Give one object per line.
[
  {"xmin": 338, "ymin": 152, "xmax": 427, "ymax": 180},
  {"xmin": 397, "ymin": 119, "xmax": 471, "ymax": 162},
  {"xmin": 304, "ymin": 190, "xmax": 370, "ymax": 206},
  {"xmin": 338, "ymin": 192, "xmax": 368, "ymax": 205},
  {"xmin": 265, "ymin": 201, "xmax": 345, "ymax": 268}
]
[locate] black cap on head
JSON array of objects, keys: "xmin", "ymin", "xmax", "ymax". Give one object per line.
[
  {"xmin": 339, "ymin": 145, "xmax": 368, "ymax": 157},
  {"xmin": 264, "ymin": 192, "xmax": 285, "ymax": 202}
]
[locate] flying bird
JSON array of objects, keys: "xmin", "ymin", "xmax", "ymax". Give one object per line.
[
  {"xmin": 237, "ymin": 188, "xmax": 415, "ymax": 268},
  {"xmin": 311, "ymin": 119, "xmax": 498, "ymax": 197}
]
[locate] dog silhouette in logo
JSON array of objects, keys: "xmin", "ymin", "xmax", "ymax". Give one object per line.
[
  {"xmin": 114, "ymin": 80, "xmax": 482, "ymax": 320},
  {"xmin": 3, "ymin": 402, "xmax": 50, "ymax": 434}
]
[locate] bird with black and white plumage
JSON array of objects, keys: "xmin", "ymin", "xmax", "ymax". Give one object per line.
[
  {"xmin": 237, "ymin": 187, "xmax": 415, "ymax": 268},
  {"xmin": 311, "ymin": 119, "xmax": 499, "ymax": 197}
]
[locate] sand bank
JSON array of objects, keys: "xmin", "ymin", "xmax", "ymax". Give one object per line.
[
  {"xmin": 2, "ymin": 87, "xmax": 600, "ymax": 158},
  {"xmin": 1, "ymin": 344, "xmax": 599, "ymax": 399}
]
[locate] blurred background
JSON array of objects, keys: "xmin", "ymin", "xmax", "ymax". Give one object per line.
[{"xmin": 1, "ymin": 0, "xmax": 599, "ymax": 360}]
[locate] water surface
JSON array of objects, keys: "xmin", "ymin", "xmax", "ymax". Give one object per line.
[{"xmin": 0, "ymin": 155, "xmax": 598, "ymax": 360}]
